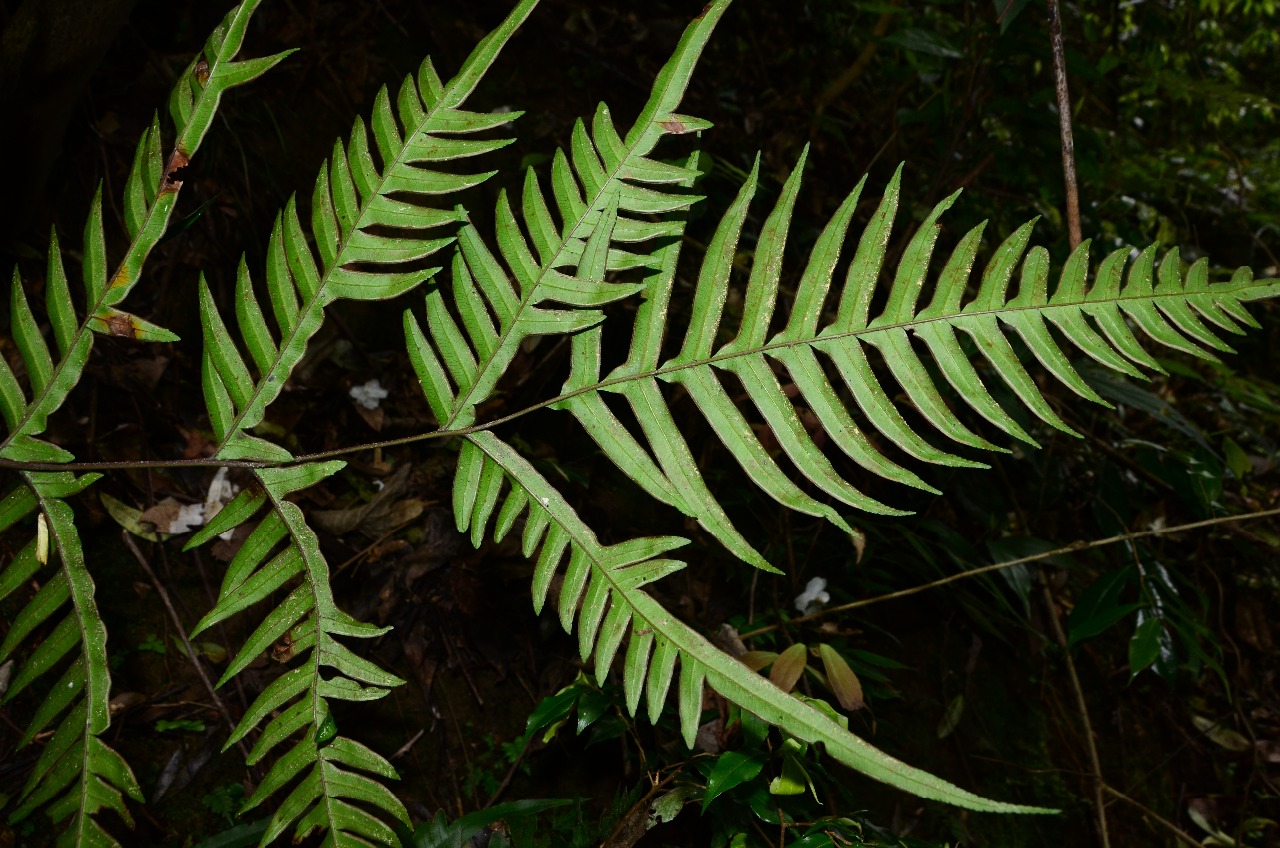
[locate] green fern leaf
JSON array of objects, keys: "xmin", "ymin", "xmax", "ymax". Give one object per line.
[
  {"xmin": 441, "ymin": 430, "xmax": 1050, "ymax": 813},
  {"xmin": 404, "ymin": 0, "xmax": 734, "ymax": 436},
  {"xmin": 415, "ymin": 147, "xmax": 1278, "ymax": 814},
  {"xmin": 0, "ymin": 8, "xmax": 285, "ymax": 840},
  {"xmin": 547, "ymin": 153, "xmax": 1280, "ymax": 563},
  {"xmin": 186, "ymin": 10, "xmax": 544, "ymax": 838},
  {"xmin": 0, "ymin": 0, "xmax": 290, "ymax": 458},
  {"xmin": 0, "ymin": 474, "xmax": 144, "ymax": 845},
  {"xmin": 183, "ymin": 462, "xmax": 409, "ymax": 845},
  {"xmin": 199, "ymin": 0, "xmax": 540, "ymax": 460},
  {"xmin": 403, "ymin": 0, "xmax": 772, "ymax": 565}
]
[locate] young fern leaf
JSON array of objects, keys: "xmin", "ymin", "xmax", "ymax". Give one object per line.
[
  {"xmin": 198, "ymin": 0, "xmax": 539, "ymax": 462},
  {"xmin": 186, "ymin": 5, "xmax": 539, "ymax": 843},
  {"xmin": 0, "ymin": 472, "xmax": 145, "ymax": 846},
  {"xmin": 446, "ymin": 430, "xmax": 1050, "ymax": 814},
  {"xmin": 552, "ymin": 155, "xmax": 1280, "ymax": 558},
  {"xmin": 184, "ymin": 462, "xmax": 410, "ymax": 846}
]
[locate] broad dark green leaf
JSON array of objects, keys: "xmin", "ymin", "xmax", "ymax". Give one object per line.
[
  {"xmin": 702, "ymin": 751, "xmax": 765, "ymax": 810},
  {"xmin": 1069, "ymin": 568, "xmax": 1140, "ymax": 646}
]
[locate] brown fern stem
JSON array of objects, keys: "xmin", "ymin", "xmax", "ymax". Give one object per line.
[
  {"xmin": 1048, "ymin": 0, "xmax": 1082, "ymax": 249},
  {"xmin": 1041, "ymin": 580, "xmax": 1111, "ymax": 848}
]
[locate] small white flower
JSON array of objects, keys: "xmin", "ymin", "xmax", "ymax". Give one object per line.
[
  {"xmin": 795, "ymin": 576, "xmax": 830, "ymax": 614},
  {"xmin": 350, "ymin": 379, "xmax": 389, "ymax": 410}
]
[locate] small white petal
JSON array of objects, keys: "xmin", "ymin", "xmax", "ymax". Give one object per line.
[
  {"xmin": 795, "ymin": 576, "xmax": 830, "ymax": 614},
  {"xmin": 350, "ymin": 379, "xmax": 390, "ymax": 410}
]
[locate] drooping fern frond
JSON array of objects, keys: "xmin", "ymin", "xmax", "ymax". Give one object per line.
[
  {"xmin": 198, "ymin": 0, "xmax": 539, "ymax": 461},
  {"xmin": 447, "ymin": 429, "xmax": 1047, "ymax": 813},
  {"xmin": 0, "ymin": 471, "xmax": 144, "ymax": 846},
  {"xmin": 552, "ymin": 152, "xmax": 1280, "ymax": 555},
  {"xmin": 186, "ymin": 4, "xmax": 540, "ymax": 843},
  {"xmin": 0, "ymin": 5, "xmax": 287, "ymax": 843},
  {"xmin": 185, "ymin": 462, "xmax": 409, "ymax": 846}
]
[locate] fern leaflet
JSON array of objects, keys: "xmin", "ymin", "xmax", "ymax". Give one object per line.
[
  {"xmin": 447, "ymin": 430, "xmax": 1049, "ymax": 813},
  {"xmin": 186, "ymin": 463, "xmax": 409, "ymax": 845},
  {"xmin": 0, "ymin": 0, "xmax": 291, "ymax": 464},
  {"xmin": 0, "ymin": 472, "xmax": 144, "ymax": 846},
  {"xmin": 552, "ymin": 152, "xmax": 1280, "ymax": 553},
  {"xmin": 198, "ymin": 0, "xmax": 539, "ymax": 461},
  {"xmin": 404, "ymin": 0, "xmax": 783, "ymax": 568}
]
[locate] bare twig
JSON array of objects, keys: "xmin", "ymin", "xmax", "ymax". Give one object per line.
[
  {"xmin": 120, "ymin": 532, "xmax": 250, "ymax": 761},
  {"xmin": 390, "ymin": 728, "xmax": 425, "ymax": 760},
  {"xmin": 482, "ymin": 735, "xmax": 532, "ymax": 809},
  {"xmin": 739, "ymin": 505, "xmax": 1280, "ymax": 638},
  {"xmin": 1048, "ymin": 0, "xmax": 1082, "ymax": 248},
  {"xmin": 1102, "ymin": 784, "xmax": 1200, "ymax": 848},
  {"xmin": 1042, "ymin": 580, "xmax": 1110, "ymax": 847},
  {"xmin": 812, "ymin": 1, "xmax": 900, "ymax": 121}
]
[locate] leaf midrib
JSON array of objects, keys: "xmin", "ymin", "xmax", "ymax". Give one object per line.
[{"xmin": 477, "ymin": 282, "xmax": 1260, "ymax": 427}]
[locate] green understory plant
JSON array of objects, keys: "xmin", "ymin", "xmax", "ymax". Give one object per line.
[{"xmin": 1, "ymin": 0, "xmax": 1277, "ymax": 845}]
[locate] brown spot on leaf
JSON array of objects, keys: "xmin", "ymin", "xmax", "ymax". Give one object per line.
[
  {"xmin": 98, "ymin": 311, "xmax": 139, "ymax": 338},
  {"xmin": 161, "ymin": 148, "xmax": 190, "ymax": 194},
  {"xmin": 695, "ymin": 3, "xmax": 712, "ymax": 20},
  {"xmin": 271, "ymin": 633, "xmax": 296, "ymax": 663},
  {"xmin": 658, "ymin": 118, "xmax": 689, "ymax": 134},
  {"xmin": 194, "ymin": 59, "xmax": 210, "ymax": 86}
]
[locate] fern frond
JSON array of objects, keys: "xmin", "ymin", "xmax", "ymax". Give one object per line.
[
  {"xmin": 0, "ymin": 474, "xmax": 144, "ymax": 845},
  {"xmin": 448, "ymin": 430, "xmax": 1049, "ymax": 814},
  {"xmin": 403, "ymin": 0, "xmax": 777, "ymax": 569},
  {"xmin": 198, "ymin": 0, "xmax": 539, "ymax": 461},
  {"xmin": 0, "ymin": 5, "xmax": 283, "ymax": 842},
  {"xmin": 184, "ymin": 463, "xmax": 409, "ymax": 845},
  {"xmin": 0, "ymin": 0, "xmax": 290, "ymax": 463},
  {"xmin": 403, "ymin": 0, "xmax": 735, "ymax": 436},
  {"xmin": 550, "ymin": 153, "xmax": 1280, "ymax": 560},
  {"xmin": 183, "ymin": 7, "xmax": 548, "ymax": 843}
]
